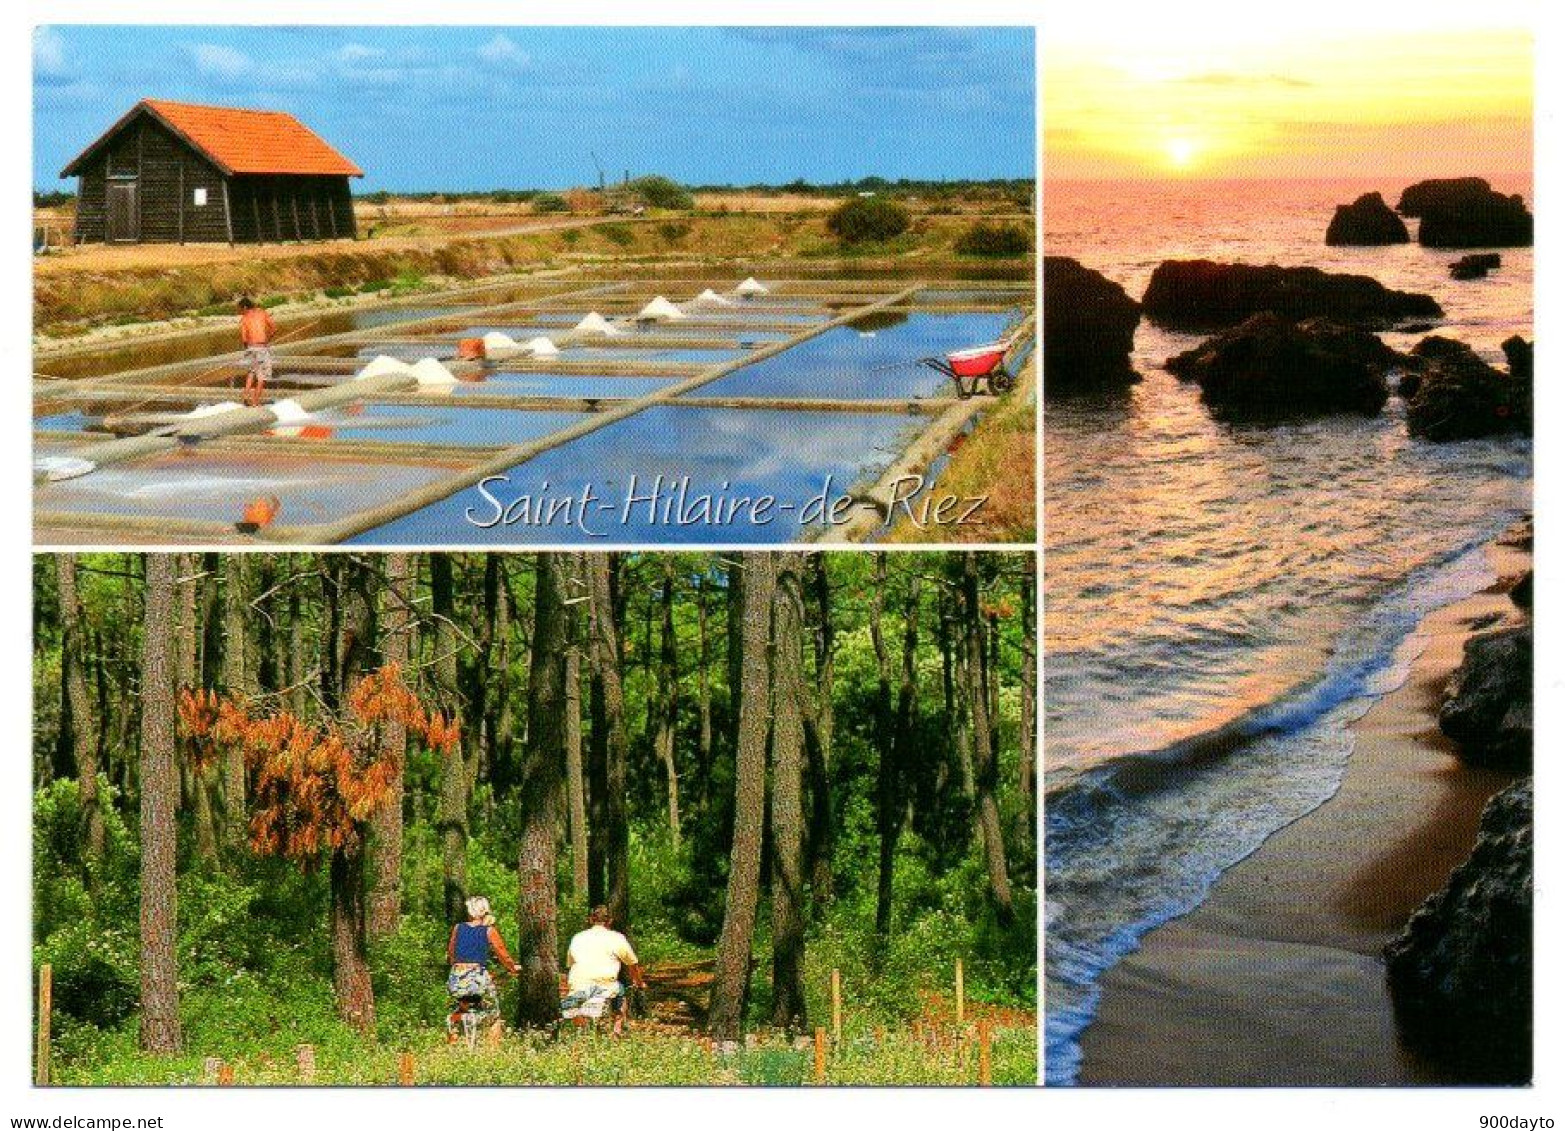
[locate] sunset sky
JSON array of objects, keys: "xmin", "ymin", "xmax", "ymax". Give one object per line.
[{"xmin": 1045, "ymin": 6, "xmax": 1533, "ymax": 180}]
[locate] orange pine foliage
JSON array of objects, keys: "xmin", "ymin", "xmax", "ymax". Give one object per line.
[{"xmin": 175, "ymin": 663, "xmax": 458, "ymax": 863}]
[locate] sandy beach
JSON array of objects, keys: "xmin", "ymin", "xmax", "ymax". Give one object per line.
[{"xmin": 1074, "ymin": 530, "xmax": 1530, "ymax": 1087}]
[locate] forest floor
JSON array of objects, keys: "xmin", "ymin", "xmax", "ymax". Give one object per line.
[{"xmin": 47, "ymin": 960, "xmax": 1038, "ymax": 1086}]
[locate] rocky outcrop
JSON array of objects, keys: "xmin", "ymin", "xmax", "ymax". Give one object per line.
[
  {"xmin": 1399, "ymin": 178, "xmax": 1533, "ymax": 248},
  {"xmin": 1141, "ymin": 260, "xmax": 1441, "ymax": 331},
  {"xmin": 1501, "ymin": 335, "xmax": 1532, "ymax": 383},
  {"xmin": 1384, "ymin": 778, "xmax": 1532, "ymax": 1085},
  {"xmin": 1165, "ymin": 313, "xmax": 1398, "ymax": 418},
  {"xmin": 1325, "ymin": 192, "xmax": 1410, "ymax": 245},
  {"xmin": 1437, "ymin": 624, "xmax": 1531, "ymax": 770},
  {"xmin": 1396, "ymin": 178, "xmax": 1494, "ymax": 217},
  {"xmin": 1450, "ymin": 253, "xmax": 1501, "ymax": 280},
  {"xmin": 1043, "ymin": 257, "xmax": 1142, "ymax": 393},
  {"xmin": 1404, "ymin": 337, "xmax": 1530, "ymax": 441},
  {"xmin": 1508, "ymin": 570, "xmax": 1532, "ymax": 611}
]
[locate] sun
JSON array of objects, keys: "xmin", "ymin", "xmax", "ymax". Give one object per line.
[{"xmin": 1162, "ymin": 135, "xmax": 1200, "ymax": 170}]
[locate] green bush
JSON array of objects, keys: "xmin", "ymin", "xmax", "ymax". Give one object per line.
[
  {"xmin": 322, "ymin": 285, "xmax": 354, "ymax": 299},
  {"xmin": 955, "ymin": 222, "xmax": 1032, "ymax": 257},
  {"xmin": 626, "ymin": 176, "xmax": 694, "ymax": 210},
  {"xmin": 532, "ymin": 193, "xmax": 570, "ymax": 214},
  {"xmin": 827, "ymin": 197, "xmax": 912, "ymax": 244},
  {"xmin": 657, "ymin": 221, "xmax": 692, "ymax": 244},
  {"xmin": 598, "ymin": 223, "xmax": 636, "ymax": 248}
]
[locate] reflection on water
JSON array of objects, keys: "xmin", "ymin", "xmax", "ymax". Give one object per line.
[
  {"xmin": 692, "ymin": 312, "xmax": 1018, "ymax": 400},
  {"xmin": 351, "ymin": 405, "xmax": 925, "ymax": 545}
]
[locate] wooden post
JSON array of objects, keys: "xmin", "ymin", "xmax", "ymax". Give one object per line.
[
  {"xmin": 830, "ymin": 968, "xmax": 842, "ymax": 1045},
  {"xmin": 398, "ymin": 1051, "xmax": 415, "ymax": 1085},
  {"xmin": 217, "ymin": 1063, "xmax": 234, "ymax": 1086},
  {"xmin": 202, "ymin": 1056, "xmax": 222, "ymax": 1084},
  {"xmin": 978, "ymin": 1019, "xmax": 992, "ymax": 1086},
  {"xmin": 295, "ymin": 1044, "xmax": 316, "ymax": 1082},
  {"xmin": 34, "ymin": 964, "xmax": 51, "ymax": 1086},
  {"xmin": 813, "ymin": 1027, "xmax": 827, "ymax": 1085},
  {"xmin": 484, "ymin": 1021, "xmax": 503, "ymax": 1050},
  {"xmin": 955, "ymin": 958, "xmax": 965, "ymax": 1025}
]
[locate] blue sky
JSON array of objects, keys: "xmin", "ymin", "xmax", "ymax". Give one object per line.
[{"xmin": 35, "ymin": 26, "xmax": 1034, "ymax": 191}]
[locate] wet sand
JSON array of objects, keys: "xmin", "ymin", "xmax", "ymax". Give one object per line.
[{"xmin": 1076, "ymin": 534, "xmax": 1528, "ymax": 1087}]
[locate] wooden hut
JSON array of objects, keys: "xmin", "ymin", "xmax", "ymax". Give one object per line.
[{"xmin": 60, "ymin": 99, "xmax": 363, "ymax": 245}]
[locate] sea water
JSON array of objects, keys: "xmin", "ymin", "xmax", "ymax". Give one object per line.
[{"xmin": 1043, "ymin": 177, "xmax": 1533, "ymax": 1084}]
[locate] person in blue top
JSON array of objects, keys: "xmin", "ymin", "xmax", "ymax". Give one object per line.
[{"xmin": 446, "ymin": 896, "xmax": 520, "ymax": 1040}]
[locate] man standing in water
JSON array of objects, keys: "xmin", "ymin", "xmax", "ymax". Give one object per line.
[
  {"xmin": 564, "ymin": 906, "xmax": 646, "ymax": 1036},
  {"xmin": 237, "ymin": 296, "xmax": 275, "ymax": 407}
]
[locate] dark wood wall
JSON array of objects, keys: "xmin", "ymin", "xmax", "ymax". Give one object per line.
[{"xmin": 70, "ymin": 113, "xmax": 356, "ymax": 245}]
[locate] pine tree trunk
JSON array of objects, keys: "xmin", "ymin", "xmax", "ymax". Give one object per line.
[
  {"xmin": 1016, "ymin": 564, "xmax": 1036, "ymax": 848},
  {"xmin": 369, "ymin": 553, "xmax": 412, "ymax": 940},
  {"xmin": 695, "ymin": 574, "xmax": 713, "ymax": 810},
  {"xmin": 870, "ymin": 555, "xmax": 898, "ymax": 937},
  {"xmin": 430, "ymin": 555, "xmax": 468, "ymax": 924},
  {"xmin": 516, "ymin": 553, "xmax": 567, "ymax": 1028},
  {"xmin": 220, "ymin": 556, "xmax": 250, "ymax": 853},
  {"xmin": 804, "ymin": 553, "xmax": 835, "ymax": 903},
  {"xmin": 708, "ymin": 553, "xmax": 775, "ymax": 1040},
  {"xmin": 769, "ymin": 556, "xmax": 809, "ymax": 1032},
  {"xmin": 330, "ymin": 847, "xmax": 375, "ymax": 1034},
  {"xmin": 138, "ymin": 554, "xmax": 181, "ymax": 1053},
  {"xmin": 655, "ymin": 559, "xmax": 681, "ymax": 846},
  {"xmin": 57, "ymin": 555, "xmax": 105, "ymax": 865},
  {"xmin": 564, "ymin": 559, "xmax": 590, "ymax": 899},
  {"xmin": 585, "ymin": 553, "xmax": 630, "ymax": 930},
  {"xmin": 961, "ymin": 554, "xmax": 1013, "ymax": 923}
]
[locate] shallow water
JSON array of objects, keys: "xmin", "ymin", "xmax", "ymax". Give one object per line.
[
  {"xmin": 691, "ymin": 312, "xmax": 1019, "ymax": 400},
  {"xmin": 1043, "ymin": 176, "xmax": 1533, "ymax": 1084},
  {"xmin": 451, "ymin": 373, "xmax": 683, "ymax": 399},
  {"xmin": 350, "ymin": 404, "xmax": 925, "ymax": 545},
  {"xmin": 275, "ymin": 403, "xmax": 589, "ymax": 447},
  {"xmin": 33, "ymin": 447, "xmax": 456, "ymax": 528}
]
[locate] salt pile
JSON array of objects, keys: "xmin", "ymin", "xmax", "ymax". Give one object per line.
[
  {"xmin": 525, "ymin": 336, "xmax": 561, "ymax": 357},
  {"xmin": 270, "ymin": 399, "xmax": 310, "ymax": 424},
  {"xmin": 637, "ymin": 296, "xmax": 686, "ymax": 321},
  {"xmin": 356, "ymin": 355, "xmax": 413, "ymax": 381},
  {"xmin": 573, "ymin": 312, "xmax": 622, "ymax": 336},
  {"xmin": 411, "ymin": 358, "xmax": 460, "ymax": 387},
  {"xmin": 482, "ymin": 331, "xmax": 525, "ymax": 359},
  {"xmin": 692, "ymin": 289, "xmax": 734, "ymax": 307},
  {"xmin": 184, "ymin": 400, "xmax": 244, "ymax": 418},
  {"xmin": 736, "ymin": 277, "xmax": 769, "ymax": 297}
]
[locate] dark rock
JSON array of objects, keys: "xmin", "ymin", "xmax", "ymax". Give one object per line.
[
  {"xmin": 1501, "ymin": 335, "xmax": 1532, "ymax": 383},
  {"xmin": 1509, "ymin": 570, "xmax": 1532, "ymax": 611},
  {"xmin": 1141, "ymin": 260, "xmax": 1441, "ymax": 331},
  {"xmin": 1398, "ymin": 178, "xmax": 1534, "ymax": 247},
  {"xmin": 1421, "ymin": 195, "xmax": 1533, "ymax": 248},
  {"xmin": 1450, "ymin": 253, "xmax": 1502, "ymax": 280},
  {"xmin": 1325, "ymin": 192, "xmax": 1410, "ymax": 245},
  {"xmin": 1396, "ymin": 371, "xmax": 1422, "ymax": 398},
  {"xmin": 1397, "ymin": 177, "xmax": 1495, "ymax": 217},
  {"xmin": 1384, "ymin": 778, "xmax": 1532, "ymax": 1085},
  {"xmin": 1405, "ymin": 336, "xmax": 1531, "ymax": 440},
  {"xmin": 1043, "ymin": 256, "xmax": 1142, "ymax": 393},
  {"xmin": 1164, "ymin": 313, "xmax": 1394, "ymax": 418},
  {"xmin": 1437, "ymin": 624, "xmax": 1531, "ymax": 770}
]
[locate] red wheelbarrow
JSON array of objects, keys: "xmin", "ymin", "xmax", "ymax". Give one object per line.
[{"xmin": 919, "ymin": 340, "xmax": 1019, "ymax": 399}]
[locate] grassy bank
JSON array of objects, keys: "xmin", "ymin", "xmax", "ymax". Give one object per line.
[
  {"xmin": 889, "ymin": 350, "xmax": 1036, "ymax": 544},
  {"xmin": 34, "ymin": 212, "xmax": 1030, "ymax": 338}
]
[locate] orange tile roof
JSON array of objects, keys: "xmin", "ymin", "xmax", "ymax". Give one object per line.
[{"xmin": 63, "ymin": 99, "xmax": 363, "ymax": 177}]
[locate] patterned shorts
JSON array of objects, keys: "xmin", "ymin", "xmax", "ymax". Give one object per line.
[
  {"xmin": 447, "ymin": 965, "xmax": 497, "ymax": 1007},
  {"xmin": 244, "ymin": 345, "xmax": 274, "ymax": 383}
]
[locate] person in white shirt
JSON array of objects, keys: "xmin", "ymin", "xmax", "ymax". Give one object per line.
[{"xmin": 565, "ymin": 905, "xmax": 645, "ymax": 1035}]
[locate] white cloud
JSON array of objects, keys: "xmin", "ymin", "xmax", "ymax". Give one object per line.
[
  {"xmin": 34, "ymin": 27, "xmax": 70, "ymax": 81},
  {"xmin": 338, "ymin": 43, "xmax": 383, "ymax": 63},
  {"xmin": 191, "ymin": 43, "xmax": 253, "ymax": 79},
  {"xmin": 478, "ymin": 34, "xmax": 529, "ymax": 66}
]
